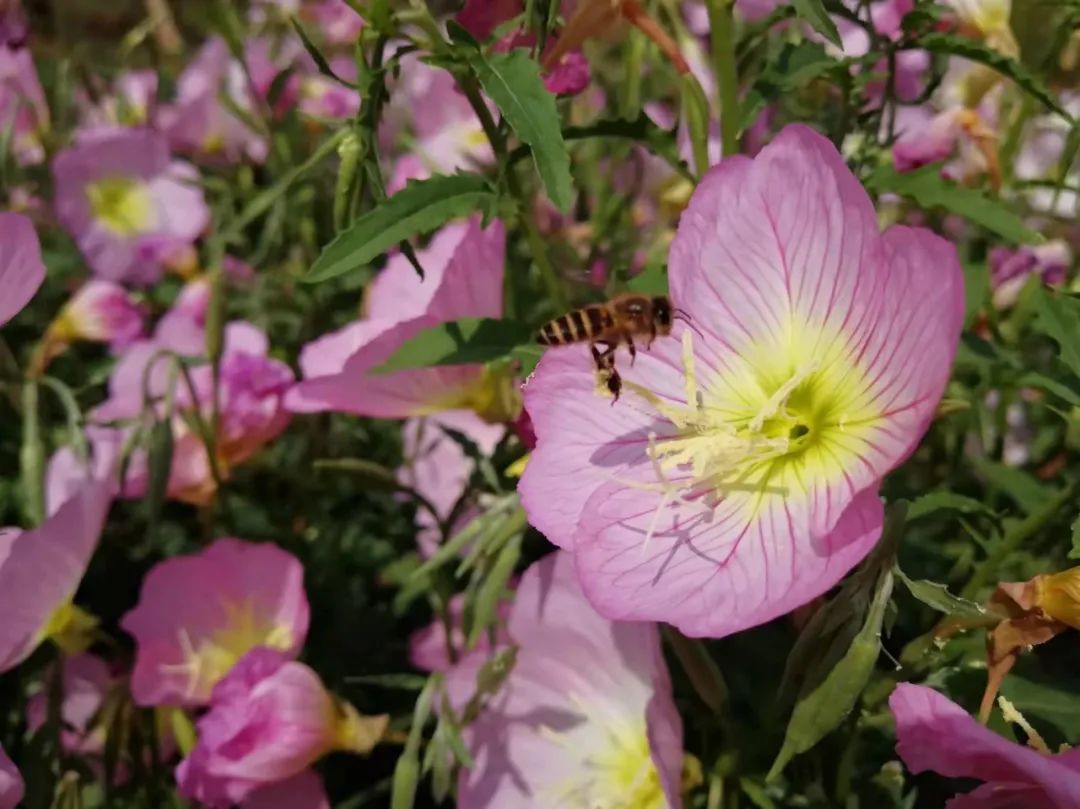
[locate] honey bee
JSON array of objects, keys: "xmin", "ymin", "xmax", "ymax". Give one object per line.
[{"xmin": 537, "ymin": 293, "xmax": 686, "ymax": 401}]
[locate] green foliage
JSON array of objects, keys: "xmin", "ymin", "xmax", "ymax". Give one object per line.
[{"xmin": 375, "ymin": 318, "xmax": 535, "ymax": 373}]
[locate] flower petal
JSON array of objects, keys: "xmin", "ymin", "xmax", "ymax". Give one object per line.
[
  {"xmin": 0, "ymin": 212, "xmax": 45, "ymax": 326},
  {"xmin": 890, "ymin": 683, "xmax": 1080, "ymax": 808},
  {"xmin": 0, "ymin": 744, "xmax": 22, "ymax": 809},
  {"xmin": 575, "ymin": 482, "xmax": 884, "ymax": 637}
]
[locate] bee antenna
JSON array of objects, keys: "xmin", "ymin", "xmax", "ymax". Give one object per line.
[{"xmin": 673, "ymin": 309, "xmax": 704, "ymax": 337}]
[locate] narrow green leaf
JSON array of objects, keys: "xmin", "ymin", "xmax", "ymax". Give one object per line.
[
  {"xmin": 972, "ymin": 458, "xmax": 1053, "ymax": 514},
  {"xmin": 289, "ymin": 17, "xmax": 354, "ymax": 87},
  {"xmin": 740, "ymin": 41, "xmax": 839, "ymax": 132},
  {"xmin": 344, "ymin": 673, "xmax": 429, "ymax": 691},
  {"xmin": 374, "ymin": 318, "xmax": 536, "ymax": 373},
  {"xmin": 791, "ymin": 0, "xmax": 842, "ymax": 46},
  {"xmin": 468, "ymin": 534, "xmax": 522, "ymax": 646},
  {"xmin": 917, "ymin": 32, "xmax": 1070, "ymax": 118},
  {"xmin": 1069, "ymin": 514, "xmax": 1080, "ymax": 560},
  {"xmin": 1017, "ymin": 372, "xmax": 1080, "ymax": 407},
  {"xmin": 305, "ymin": 173, "xmax": 495, "ymax": 283},
  {"xmin": 894, "ymin": 568, "xmax": 992, "ymax": 620},
  {"xmin": 908, "ymin": 490, "xmax": 994, "ymax": 521},
  {"xmin": 510, "ymin": 344, "xmax": 544, "ymax": 376},
  {"xmin": 866, "ymin": 164, "xmax": 1041, "ymax": 244},
  {"xmin": 473, "ymin": 50, "xmax": 574, "ymax": 211},
  {"xmin": 1033, "ymin": 286, "xmax": 1080, "ymax": 377}
]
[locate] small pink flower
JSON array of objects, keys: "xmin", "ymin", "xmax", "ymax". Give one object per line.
[
  {"xmin": 0, "ymin": 744, "xmax": 22, "ymax": 809},
  {"xmin": 299, "ymin": 57, "xmax": 360, "ymax": 120},
  {"xmin": 286, "ymin": 218, "xmax": 514, "ymax": 423},
  {"xmin": 990, "ymin": 240, "xmax": 1071, "ymax": 309},
  {"xmin": 306, "ymin": 0, "xmax": 363, "ymax": 46},
  {"xmin": 447, "ymin": 552, "xmax": 684, "ymax": 808},
  {"xmin": 176, "ymin": 648, "xmax": 381, "ymax": 807},
  {"xmin": 76, "ymin": 69, "xmax": 158, "ymax": 137},
  {"xmin": 0, "ymin": 211, "xmax": 45, "ymax": 326},
  {"xmin": 52, "ymin": 129, "xmax": 209, "ymax": 285},
  {"xmin": 889, "ymin": 683, "xmax": 1080, "ymax": 808},
  {"xmin": 121, "ymin": 538, "xmax": 309, "ymax": 706},
  {"xmin": 51, "ymin": 280, "xmax": 145, "ymax": 349},
  {"xmin": 0, "ymin": 478, "xmax": 112, "ymax": 672},
  {"xmin": 519, "ymin": 125, "xmax": 964, "ymax": 638}
]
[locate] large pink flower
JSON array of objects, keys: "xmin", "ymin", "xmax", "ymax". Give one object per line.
[
  {"xmin": 52, "ymin": 128, "xmax": 209, "ymax": 285},
  {"xmin": 120, "ymin": 538, "xmax": 310, "ymax": 706},
  {"xmin": 447, "ymin": 551, "xmax": 683, "ymax": 808},
  {"xmin": 0, "ymin": 211, "xmax": 45, "ymax": 326},
  {"xmin": 0, "ymin": 478, "xmax": 112, "ymax": 672},
  {"xmin": 889, "ymin": 683, "xmax": 1080, "ymax": 808},
  {"xmin": 0, "ymin": 744, "xmax": 21, "ymax": 809},
  {"xmin": 286, "ymin": 217, "xmax": 513, "ymax": 423},
  {"xmin": 176, "ymin": 648, "xmax": 380, "ymax": 807},
  {"xmin": 519, "ymin": 125, "xmax": 964, "ymax": 638}
]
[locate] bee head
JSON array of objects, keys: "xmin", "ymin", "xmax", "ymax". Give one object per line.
[{"xmin": 652, "ymin": 296, "xmax": 673, "ymax": 333}]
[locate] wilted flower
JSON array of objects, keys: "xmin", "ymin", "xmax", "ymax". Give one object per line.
[
  {"xmin": 519, "ymin": 125, "xmax": 964, "ymax": 638},
  {"xmin": 121, "ymin": 538, "xmax": 310, "ymax": 706},
  {"xmin": 447, "ymin": 552, "xmax": 684, "ymax": 808},
  {"xmin": 287, "ymin": 218, "xmax": 519, "ymax": 424},
  {"xmin": 0, "ymin": 478, "xmax": 112, "ymax": 672},
  {"xmin": 0, "ymin": 211, "xmax": 45, "ymax": 326},
  {"xmin": 176, "ymin": 648, "xmax": 386, "ymax": 807},
  {"xmin": 52, "ymin": 129, "xmax": 210, "ymax": 285},
  {"xmin": 0, "ymin": 43, "xmax": 48, "ymax": 164},
  {"xmin": 47, "ymin": 280, "xmax": 145, "ymax": 349},
  {"xmin": 890, "ymin": 683, "xmax": 1080, "ymax": 807},
  {"xmin": 0, "ymin": 745, "xmax": 21, "ymax": 809},
  {"xmin": 1034, "ymin": 567, "xmax": 1080, "ymax": 630}
]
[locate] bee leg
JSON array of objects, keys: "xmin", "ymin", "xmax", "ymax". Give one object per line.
[
  {"xmin": 625, "ymin": 334, "xmax": 637, "ymax": 366},
  {"xmin": 607, "ymin": 367, "xmax": 622, "ymax": 404},
  {"xmin": 647, "ymin": 322, "xmax": 656, "ymax": 350}
]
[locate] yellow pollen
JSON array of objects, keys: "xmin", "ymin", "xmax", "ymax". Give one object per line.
[{"xmin": 86, "ymin": 177, "xmax": 153, "ymax": 236}]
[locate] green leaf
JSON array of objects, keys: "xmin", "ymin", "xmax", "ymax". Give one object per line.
[
  {"xmin": 866, "ymin": 164, "xmax": 1041, "ymax": 244},
  {"xmin": 791, "ymin": 0, "xmax": 842, "ymax": 47},
  {"xmin": 909, "ymin": 490, "xmax": 994, "ymax": 521},
  {"xmin": 627, "ymin": 262, "xmax": 669, "ymax": 295},
  {"xmin": 1017, "ymin": 372, "xmax": 1080, "ymax": 407},
  {"xmin": 305, "ymin": 173, "xmax": 495, "ymax": 283},
  {"xmin": 473, "ymin": 50, "xmax": 574, "ymax": 212},
  {"xmin": 741, "ymin": 41, "xmax": 840, "ymax": 132},
  {"xmin": 961, "ymin": 262, "xmax": 989, "ymax": 325},
  {"xmin": 769, "ymin": 568, "xmax": 892, "ymax": 780},
  {"xmin": 1000, "ymin": 674, "xmax": 1080, "ymax": 743},
  {"xmin": 559, "ymin": 113, "xmax": 691, "ymax": 179},
  {"xmin": 971, "ymin": 458, "xmax": 1053, "ymax": 515},
  {"xmin": 1033, "ymin": 286, "xmax": 1080, "ymax": 377},
  {"xmin": 1069, "ymin": 514, "xmax": 1080, "ymax": 560},
  {"xmin": 917, "ymin": 32, "xmax": 1070, "ymax": 118},
  {"xmin": 375, "ymin": 318, "xmax": 535, "ymax": 373},
  {"xmin": 289, "ymin": 17, "xmax": 354, "ymax": 87},
  {"xmin": 894, "ymin": 568, "xmax": 992, "ymax": 620}
]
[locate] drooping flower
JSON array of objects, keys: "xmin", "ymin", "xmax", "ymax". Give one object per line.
[
  {"xmin": 519, "ymin": 125, "xmax": 964, "ymax": 638},
  {"xmin": 889, "ymin": 683, "xmax": 1080, "ymax": 808},
  {"xmin": 0, "ymin": 744, "xmax": 22, "ymax": 809},
  {"xmin": 0, "ymin": 211, "xmax": 45, "ymax": 326},
  {"xmin": 286, "ymin": 217, "xmax": 519, "ymax": 424},
  {"xmin": 47, "ymin": 280, "xmax": 145, "ymax": 350},
  {"xmin": 0, "ymin": 43, "xmax": 48, "ymax": 165},
  {"xmin": 52, "ymin": 129, "xmax": 210, "ymax": 285},
  {"xmin": 121, "ymin": 538, "xmax": 310, "ymax": 706},
  {"xmin": 0, "ymin": 478, "xmax": 112, "ymax": 672},
  {"xmin": 176, "ymin": 648, "xmax": 387, "ymax": 807},
  {"xmin": 447, "ymin": 551, "xmax": 684, "ymax": 808}
]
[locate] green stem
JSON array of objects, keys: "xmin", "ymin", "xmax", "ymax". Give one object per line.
[
  {"xmin": 663, "ymin": 626, "xmax": 730, "ymax": 716},
  {"xmin": 20, "ymin": 381, "xmax": 45, "ymax": 526},
  {"xmin": 706, "ymin": 0, "xmax": 740, "ymax": 156},
  {"xmin": 960, "ymin": 479, "xmax": 1080, "ymax": 600}
]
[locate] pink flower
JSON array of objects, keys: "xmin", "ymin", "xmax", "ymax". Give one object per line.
[
  {"xmin": 0, "ymin": 211, "xmax": 45, "ymax": 326},
  {"xmin": 176, "ymin": 648, "xmax": 383, "ymax": 807},
  {"xmin": 0, "ymin": 744, "xmax": 21, "ymax": 809},
  {"xmin": 989, "ymin": 240, "xmax": 1071, "ymax": 309},
  {"xmin": 299, "ymin": 57, "xmax": 360, "ymax": 120},
  {"xmin": 889, "ymin": 683, "xmax": 1080, "ymax": 808},
  {"xmin": 160, "ymin": 38, "xmax": 269, "ymax": 164},
  {"xmin": 76, "ymin": 69, "xmax": 158, "ymax": 137},
  {"xmin": 0, "ymin": 44, "xmax": 48, "ymax": 165},
  {"xmin": 27, "ymin": 653, "xmax": 113, "ymax": 758},
  {"xmin": 0, "ymin": 478, "xmax": 112, "ymax": 672},
  {"xmin": 400, "ymin": 411, "xmax": 504, "ymax": 556},
  {"xmin": 305, "ymin": 0, "xmax": 363, "ymax": 46},
  {"xmin": 121, "ymin": 538, "xmax": 309, "ymax": 706},
  {"xmin": 286, "ymin": 218, "xmax": 516, "ymax": 424},
  {"xmin": 447, "ymin": 552, "xmax": 683, "ymax": 808},
  {"xmin": 519, "ymin": 125, "xmax": 964, "ymax": 638},
  {"xmin": 457, "ymin": 0, "xmax": 522, "ymax": 39},
  {"xmin": 52, "ymin": 129, "xmax": 210, "ymax": 285},
  {"xmin": 50, "ymin": 280, "xmax": 145, "ymax": 349},
  {"xmin": 241, "ymin": 770, "xmax": 330, "ymax": 809}
]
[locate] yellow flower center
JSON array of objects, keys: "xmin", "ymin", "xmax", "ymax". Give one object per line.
[
  {"xmin": 159, "ymin": 598, "xmax": 294, "ymax": 699},
  {"xmin": 626, "ymin": 326, "xmax": 882, "ymax": 547},
  {"xmin": 42, "ymin": 601, "xmax": 99, "ymax": 655},
  {"xmin": 543, "ymin": 697, "xmax": 666, "ymax": 809},
  {"xmin": 86, "ymin": 177, "xmax": 153, "ymax": 236},
  {"xmin": 424, "ymin": 363, "xmax": 523, "ymax": 424}
]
